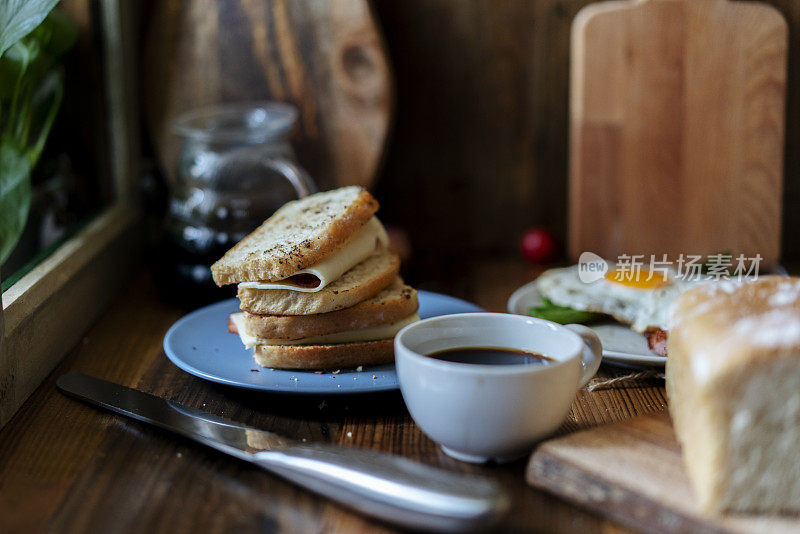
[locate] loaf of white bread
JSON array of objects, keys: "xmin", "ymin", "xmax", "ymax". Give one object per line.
[{"xmin": 667, "ymin": 276, "xmax": 800, "ymax": 513}]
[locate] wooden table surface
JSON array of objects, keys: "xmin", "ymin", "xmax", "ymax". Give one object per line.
[{"xmin": 0, "ymin": 260, "xmax": 668, "ymax": 533}]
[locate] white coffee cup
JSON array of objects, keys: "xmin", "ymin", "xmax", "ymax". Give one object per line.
[{"xmin": 395, "ymin": 313, "xmax": 602, "ymax": 463}]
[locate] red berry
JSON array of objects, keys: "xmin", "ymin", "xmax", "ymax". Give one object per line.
[{"xmin": 520, "ymin": 227, "xmax": 557, "ymax": 264}]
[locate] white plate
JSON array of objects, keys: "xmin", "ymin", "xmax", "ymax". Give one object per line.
[{"xmin": 507, "ymin": 280, "xmax": 666, "ymax": 367}]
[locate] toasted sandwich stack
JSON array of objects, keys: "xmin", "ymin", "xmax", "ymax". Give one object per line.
[{"xmin": 211, "ymin": 186, "xmax": 419, "ymax": 369}]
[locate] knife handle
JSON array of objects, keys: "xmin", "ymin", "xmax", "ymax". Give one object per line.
[{"xmin": 252, "ymin": 444, "xmax": 509, "ymax": 532}]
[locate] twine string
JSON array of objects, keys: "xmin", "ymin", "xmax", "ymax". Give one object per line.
[{"xmin": 585, "ymin": 370, "xmax": 665, "ymax": 391}]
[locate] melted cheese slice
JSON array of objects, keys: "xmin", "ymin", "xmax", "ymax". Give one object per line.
[
  {"xmin": 238, "ymin": 217, "xmax": 389, "ymax": 293},
  {"xmin": 231, "ymin": 312, "xmax": 419, "ymax": 348}
]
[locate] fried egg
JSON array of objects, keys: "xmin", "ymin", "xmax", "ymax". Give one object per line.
[{"xmin": 535, "ymin": 264, "xmax": 705, "ymax": 332}]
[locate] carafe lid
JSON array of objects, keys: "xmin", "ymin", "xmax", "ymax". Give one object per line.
[{"xmin": 173, "ymin": 102, "xmax": 297, "ymax": 144}]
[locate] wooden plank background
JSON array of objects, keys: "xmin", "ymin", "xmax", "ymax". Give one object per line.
[
  {"xmin": 133, "ymin": 0, "xmax": 800, "ymax": 280},
  {"xmin": 141, "ymin": 0, "xmax": 393, "ymax": 194},
  {"xmin": 369, "ymin": 0, "xmax": 800, "ymax": 274}
]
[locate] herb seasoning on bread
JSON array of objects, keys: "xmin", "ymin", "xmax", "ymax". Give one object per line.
[{"xmin": 212, "ymin": 186, "xmax": 419, "ymax": 370}]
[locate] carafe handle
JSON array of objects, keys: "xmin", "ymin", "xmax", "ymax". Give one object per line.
[{"xmin": 261, "ymin": 157, "xmax": 318, "ymax": 198}]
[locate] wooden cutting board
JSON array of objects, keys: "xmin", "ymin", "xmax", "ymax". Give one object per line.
[
  {"xmin": 568, "ymin": 0, "xmax": 787, "ymax": 265},
  {"xmin": 527, "ymin": 411, "xmax": 800, "ymax": 533},
  {"xmin": 143, "ymin": 0, "xmax": 392, "ymax": 191}
]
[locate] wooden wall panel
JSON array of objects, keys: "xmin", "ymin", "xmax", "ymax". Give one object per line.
[
  {"xmin": 142, "ymin": 0, "xmax": 392, "ymax": 192},
  {"xmin": 137, "ymin": 0, "xmax": 800, "ymax": 276},
  {"xmin": 371, "ymin": 0, "xmax": 800, "ymax": 274},
  {"xmin": 372, "ymin": 0, "xmax": 599, "ymax": 283},
  {"xmin": 767, "ymin": 0, "xmax": 800, "ymax": 261}
]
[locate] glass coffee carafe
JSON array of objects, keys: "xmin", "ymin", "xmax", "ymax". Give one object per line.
[{"xmin": 159, "ymin": 102, "xmax": 317, "ymax": 306}]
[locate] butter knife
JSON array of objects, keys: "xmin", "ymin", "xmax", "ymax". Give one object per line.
[{"xmin": 57, "ymin": 372, "xmax": 509, "ymax": 531}]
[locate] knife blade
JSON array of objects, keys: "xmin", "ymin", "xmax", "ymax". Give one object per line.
[
  {"xmin": 57, "ymin": 372, "xmax": 509, "ymax": 532},
  {"xmin": 57, "ymin": 372, "xmax": 290, "ymax": 457}
]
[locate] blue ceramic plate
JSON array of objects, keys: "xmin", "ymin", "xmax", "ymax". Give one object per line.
[{"xmin": 164, "ymin": 291, "xmax": 483, "ymax": 393}]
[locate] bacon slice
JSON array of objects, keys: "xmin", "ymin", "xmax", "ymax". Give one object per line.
[{"xmin": 646, "ymin": 329, "xmax": 668, "ymax": 357}]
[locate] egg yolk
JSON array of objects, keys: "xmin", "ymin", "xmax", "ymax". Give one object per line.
[{"xmin": 605, "ymin": 269, "xmax": 669, "ymax": 290}]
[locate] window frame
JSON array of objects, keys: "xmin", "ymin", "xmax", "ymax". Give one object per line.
[{"xmin": 0, "ymin": 0, "xmax": 141, "ymax": 428}]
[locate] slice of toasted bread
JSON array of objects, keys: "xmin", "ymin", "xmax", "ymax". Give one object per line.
[
  {"xmin": 241, "ymin": 278, "xmax": 417, "ymax": 339},
  {"xmin": 238, "ymin": 251, "xmax": 399, "ymax": 315},
  {"xmin": 253, "ymin": 339, "xmax": 394, "ymax": 369},
  {"xmin": 211, "ymin": 186, "xmax": 378, "ymax": 286}
]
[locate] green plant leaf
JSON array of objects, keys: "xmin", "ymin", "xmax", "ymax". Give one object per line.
[
  {"xmin": 38, "ymin": 8, "xmax": 77, "ymax": 57},
  {"xmin": 0, "ymin": 3, "xmax": 74, "ymax": 266},
  {"xmin": 11, "ymin": 11, "xmax": 76, "ymax": 94},
  {"xmin": 29, "ymin": 69, "xmax": 63, "ymax": 162},
  {"xmin": 0, "ymin": 41, "xmax": 28, "ymax": 99},
  {"xmin": 0, "ymin": 141, "xmax": 32, "ymax": 263},
  {"xmin": 0, "ymin": 0, "xmax": 60, "ymax": 57},
  {"xmin": 528, "ymin": 298, "xmax": 608, "ymax": 325},
  {"xmin": 0, "ymin": 9, "xmax": 75, "ymax": 101}
]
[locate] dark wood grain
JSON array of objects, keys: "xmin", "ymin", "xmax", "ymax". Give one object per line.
[
  {"xmin": 373, "ymin": 0, "xmax": 590, "ymax": 281},
  {"xmin": 142, "ymin": 0, "xmax": 392, "ymax": 191},
  {"xmin": 0, "ymin": 261, "xmax": 665, "ymax": 533},
  {"xmin": 136, "ymin": 0, "xmax": 800, "ymax": 271},
  {"xmin": 368, "ymin": 0, "xmax": 800, "ymax": 268}
]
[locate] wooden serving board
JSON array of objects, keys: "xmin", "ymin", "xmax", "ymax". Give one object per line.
[
  {"xmin": 527, "ymin": 411, "xmax": 800, "ymax": 533},
  {"xmin": 568, "ymin": 0, "xmax": 787, "ymax": 265},
  {"xmin": 143, "ymin": 0, "xmax": 393, "ymax": 191}
]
